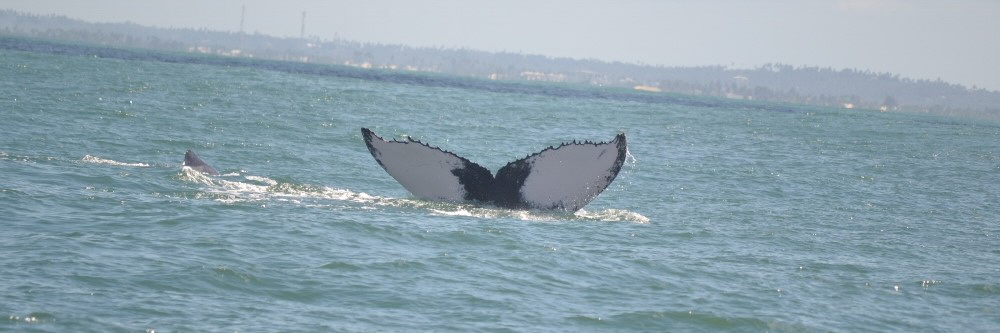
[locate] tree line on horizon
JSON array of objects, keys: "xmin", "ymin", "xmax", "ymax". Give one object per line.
[{"xmin": 3, "ymin": 9, "xmax": 998, "ymax": 120}]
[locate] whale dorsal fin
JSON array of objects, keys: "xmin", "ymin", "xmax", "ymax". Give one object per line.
[
  {"xmin": 360, "ymin": 128, "xmax": 627, "ymax": 212},
  {"xmin": 183, "ymin": 150, "xmax": 220, "ymax": 175}
]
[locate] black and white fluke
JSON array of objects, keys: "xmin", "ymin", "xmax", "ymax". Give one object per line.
[{"xmin": 361, "ymin": 128, "xmax": 627, "ymax": 212}]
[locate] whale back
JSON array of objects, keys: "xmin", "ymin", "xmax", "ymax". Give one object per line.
[{"xmin": 183, "ymin": 150, "xmax": 220, "ymax": 176}]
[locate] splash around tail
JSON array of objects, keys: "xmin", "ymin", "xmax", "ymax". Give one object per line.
[{"xmin": 176, "ymin": 148, "xmax": 646, "ymax": 223}]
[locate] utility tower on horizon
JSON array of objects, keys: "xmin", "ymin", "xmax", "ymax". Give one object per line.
[
  {"xmin": 301, "ymin": 11, "xmax": 306, "ymax": 39},
  {"xmin": 239, "ymin": 5, "xmax": 245, "ymax": 34}
]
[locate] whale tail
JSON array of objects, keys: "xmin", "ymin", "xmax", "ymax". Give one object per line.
[
  {"xmin": 361, "ymin": 128, "xmax": 627, "ymax": 212},
  {"xmin": 183, "ymin": 150, "xmax": 220, "ymax": 175}
]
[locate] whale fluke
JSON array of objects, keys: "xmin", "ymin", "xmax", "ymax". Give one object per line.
[
  {"xmin": 183, "ymin": 150, "xmax": 220, "ymax": 175},
  {"xmin": 361, "ymin": 128, "xmax": 627, "ymax": 212}
]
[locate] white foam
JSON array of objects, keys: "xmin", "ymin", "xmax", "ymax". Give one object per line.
[
  {"xmin": 81, "ymin": 155, "xmax": 150, "ymax": 167},
  {"xmin": 178, "ymin": 168, "xmax": 646, "ymax": 223},
  {"xmin": 244, "ymin": 175, "xmax": 278, "ymax": 186},
  {"xmin": 179, "ymin": 167, "xmax": 392, "ymax": 206},
  {"xmin": 427, "ymin": 205, "xmax": 558, "ymax": 221},
  {"xmin": 425, "ymin": 202, "xmax": 647, "ymax": 223},
  {"xmin": 179, "ymin": 166, "xmax": 225, "ymax": 185},
  {"xmin": 575, "ymin": 209, "xmax": 650, "ymax": 224}
]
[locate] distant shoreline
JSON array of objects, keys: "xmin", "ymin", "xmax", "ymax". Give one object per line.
[
  {"xmin": 2, "ymin": 9, "xmax": 998, "ymax": 121},
  {"xmin": 0, "ymin": 35, "xmax": 794, "ymax": 113}
]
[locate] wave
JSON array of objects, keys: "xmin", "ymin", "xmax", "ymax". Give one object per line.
[
  {"xmin": 179, "ymin": 167, "xmax": 649, "ymax": 223},
  {"xmin": 424, "ymin": 205, "xmax": 649, "ymax": 223},
  {"xmin": 1, "ymin": 153, "xmax": 151, "ymax": 167},
  {"xmin": 0, "ymin": 151, "xmax": 57, "ymax": 163},
  {"xmin": 81, "ymin": 155, "xmax": 150, "ymax": 167},
  {"xmin": 569, "ymin": 310, "xmax": 814, "ymax": 332},
  {"xmin": 576, "ymin": 209, "xmax": 650, "ymax": 223},
  {"xmin": 180, "ymin": 166, "xmax": 399, "ymax": 205}
]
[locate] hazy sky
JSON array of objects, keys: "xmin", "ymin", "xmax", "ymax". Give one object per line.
[{"xmin": 5, "ymin": 0, "xmax": 1000, "ymax": 90}]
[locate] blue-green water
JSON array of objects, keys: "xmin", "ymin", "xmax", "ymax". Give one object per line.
[{"xmin": 2, "ymin": 37, "xmax": 999, "ymax": 332}]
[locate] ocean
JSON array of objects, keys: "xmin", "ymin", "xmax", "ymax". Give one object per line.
[{"xmin": 2, "ymin": 37, "xmax": 999, "ymax": 332}]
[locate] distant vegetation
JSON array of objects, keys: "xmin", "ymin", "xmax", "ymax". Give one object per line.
[{"xmin": 3, "ymin": 10, "xmax": 998, "ymax": 120}]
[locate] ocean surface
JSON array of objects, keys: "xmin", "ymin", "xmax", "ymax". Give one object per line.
[{"xmin": 2, "ymin": 37, "xmax": 999, "ymax": 332}]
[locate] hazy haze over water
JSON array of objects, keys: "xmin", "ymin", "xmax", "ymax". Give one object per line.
[{"xmin": 4, "ymin": 0, "xmax": 1000, "ymax": 91}]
